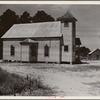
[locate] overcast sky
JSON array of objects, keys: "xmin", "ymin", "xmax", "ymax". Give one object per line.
[{"xmin": 0, "ymin": 4, "xmax": 100, "ymax": 51}]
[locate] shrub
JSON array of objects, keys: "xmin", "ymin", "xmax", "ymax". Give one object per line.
[
  {"xmin": 0, "ymin": 67, "xmax": 53, "ymax": 96},
  {"xmin": 0, "ymin": 68, "xmax": 41, "ymax": 95},
  {"xmin": 0, "ymin": 68, "xmax": 30, "ymax": 95}
]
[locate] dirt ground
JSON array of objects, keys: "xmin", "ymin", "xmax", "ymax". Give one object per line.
[{"xmin": 0, "ymin": 60, "xmax": 100, "ymax": 96}]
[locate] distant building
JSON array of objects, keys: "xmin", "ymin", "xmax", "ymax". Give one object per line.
[
  {"xmin": 88, "ymin": 48, "xmax": 100, "ymax": 60},
  {"xmin": 2, "ymin": 11, "xmax": 77, "ymax": 63}
]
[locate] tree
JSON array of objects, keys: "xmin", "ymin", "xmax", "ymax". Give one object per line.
[
  {"xmin": 18, "ymin": 11, "xmax": 32, "ymax": 23},
  {"xmin": 0, "ymin": 9, "xmax": 55, "ymax": 59},
  {"xmin": 32, "ymin": 10, "xmax": 55, "ymax": 23},
  {"xmin": 0, "ymin": 9, "xmax": 19, "ymax": 59},
  {"xmin": 0, "ymin": 9, "xmax": 19, "ymax": 37},
  {"xmin": 76, "ymin": 46, "xmax": 90, "ymax": 57}
]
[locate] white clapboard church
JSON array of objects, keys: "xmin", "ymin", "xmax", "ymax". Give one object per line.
[{"xmin": 2, "ymin": 11, "xmax": 77, "ymax": 63}]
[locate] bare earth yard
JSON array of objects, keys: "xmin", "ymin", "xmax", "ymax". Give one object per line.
[{"xmin": 0, "ymin": 60, "xmax": 100, "ymax": 96}]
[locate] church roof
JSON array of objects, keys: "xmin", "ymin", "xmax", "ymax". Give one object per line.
[
  {"xmin": 57, "ymin": 11, "xmax": 77, "ymax": 22},
  {"xmin": 2, "ymin": 21, "xmax": 62, "ymax": 39}
]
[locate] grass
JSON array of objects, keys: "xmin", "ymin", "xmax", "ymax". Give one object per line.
[
  {"xmin": 1, "ymin": 62, "xmax": 100, "ymax": 96},
  {"xmin": 3, "ymin": 62, "xmax": 100, "ymax": 72},
  {"xmin": 64, "ymin": 65, "xmax": 100, "ymax": 72},
  {"xmin": 0, "ymin": 67, "xmax": 54, "ymax": 96}
]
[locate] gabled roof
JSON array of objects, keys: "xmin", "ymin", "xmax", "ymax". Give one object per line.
[
  {"xmin": 21, "ymin": 38, "xmax": 36, "ymax": 43},
  {"xmin": 88, "ymin": 48, "xmax": 100, "ymax": 55},
  {"xmin": 57, "ymin": 11, "xmax": 77, "ymax": 22},
  {"xmin": 2, "ymin": 21, "xmax": 61, "ymax": 39},
  {"xmin": 75, "ymin": 38, "xmax": 81, "ymax": 45},
  {"xmin": 20, "ymin": 38, "xmax": 37, "ymax": 44}
]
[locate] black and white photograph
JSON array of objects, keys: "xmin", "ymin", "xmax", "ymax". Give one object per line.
[{"xmin": 0, "ymin": 1, "xmax": 100, "ymax": 98}]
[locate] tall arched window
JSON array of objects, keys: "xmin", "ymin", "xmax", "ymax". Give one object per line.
[
  {"xmin": 44, "ymin": 45, "xmax": 49, "ymax": 57},
  {"xmin": 10, "ymin": 45, "xmax": 15, "ymax": 56}
]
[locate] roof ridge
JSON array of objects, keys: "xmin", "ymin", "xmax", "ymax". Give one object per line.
[
  {"xmin": 88, "ymin": 48, "xmax": 100, "ymax": 55},
  {"xmin": 13, "ymin": 21, "xmax": 60, "ymax": 26}
]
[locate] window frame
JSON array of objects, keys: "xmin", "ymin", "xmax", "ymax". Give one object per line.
[
  {"xmin": 10, "ymin": 45, "xmax": 15, "ymax": 56},
  {"xmin": 64, "ymin": 22, "xmax": 69, "ymax": 27},
  {"xmin": 44, "ymin": 45, "xmax": 49, "ymax": 57},
  {"xmin": 64, "ymin": 45, "xmax": 69, "ymax": 52}
]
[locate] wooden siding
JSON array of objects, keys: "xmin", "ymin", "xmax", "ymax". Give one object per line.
[
  {"xmin": 3, "ymin": 38, "xmax": 60, "ymax": 63},
  {"xmin": 3, "ymin": 39, "xmax": 21, "ymax": 61},
  {"xmin": 3, "ymin": 21, "xmax": 76, "ymax": 63},
  {"xmin": 21, "ymin": 45, "xmax": 30, "ymax": 62},
  {"xmin": 61, "ymin": 22, "xmax": 76, "ymax": 63},
  {"xmin": 61, "ymin": 22, "xmax": 73, "ymax": 62},
  {"xmin": 38, "ymin": 39, "xmax": 60, "ymax": 63}
]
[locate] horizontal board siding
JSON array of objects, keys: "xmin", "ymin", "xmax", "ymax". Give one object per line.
[
  {"xmin": 62, "ymin": 46, "xmax": 72, "ymax": 62},
  {"xmin": 61, "ymin": 23, "xmax": 73, "ymax": 62},
  {"xmin": 21, "ymin": 45, "xmax": 29, "ymax": 62},
  {"xmin": 3, "ymin": 40, "xmax": 21, "ymax": 61},
  {"xmin": 38, "ymin": 40, "xmax": 60, "ymax": 63},
  {"xmin": 3, "ymin": 39, "xmax": 60, "ymax": 63},
  {"xmin": 50, "ymin": 40, "xmax": 60, "ymax": 62}
]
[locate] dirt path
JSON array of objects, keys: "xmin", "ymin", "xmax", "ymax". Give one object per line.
[{"xmin": 0, "ymin": 62, "xmax": 100, "ymax": 96}]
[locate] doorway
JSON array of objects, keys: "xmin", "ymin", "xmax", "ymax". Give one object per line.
[{"xmin": 30, "ymin": 43, "xmax": 38, "ymax": 62}]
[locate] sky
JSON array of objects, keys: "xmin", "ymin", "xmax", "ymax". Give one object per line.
[{"xmin": 0, "ymin": 4, "xmax": 100, "ymax": 51}]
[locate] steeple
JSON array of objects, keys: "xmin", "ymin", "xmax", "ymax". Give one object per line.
[
  {"xmin": 57, "ymin": 11, "xmax": 77, "ymax": 22},
  {"xmin": 58, "ymin": 11, "xmax": 77, "ymax": 63}
]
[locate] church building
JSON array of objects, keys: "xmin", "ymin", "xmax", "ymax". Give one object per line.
[{"xmin": 2, "ymin": 11, "xmax": 77, "ymax": 63}]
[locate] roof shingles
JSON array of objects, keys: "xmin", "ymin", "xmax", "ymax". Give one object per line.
[{"xmin": 2, "ymin": 21, "xmax": 61, "ymax": 38}]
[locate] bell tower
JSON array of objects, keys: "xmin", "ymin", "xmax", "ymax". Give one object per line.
[{"xmin": 57, "ymin": 11, "xmax": 77, "ymax": 63}]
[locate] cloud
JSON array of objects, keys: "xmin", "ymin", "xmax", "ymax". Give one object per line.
[{"xmin": 47, "ymin": 5, "xmax": 71, "ymax": 18}]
